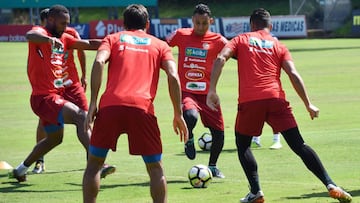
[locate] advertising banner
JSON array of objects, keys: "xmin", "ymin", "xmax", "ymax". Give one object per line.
[
  {"xmin": 150, "ymin": 18, "xmax": 182, "ymax": 40},
  {"xmin": 89, "ymin": 19, "xmax": 124, "ymax": 39},
  {"xmin": 222, "ymin": 15, "xmax": 307, "ymax": 38},
  {"xmin": 69, "ymin": 24, "xmax": 89, "ymax": 39},
  {"xmin": 0, "ymin": 25, "xmax": 33, "ymax": 42},
  {"xmin": 352, "ymin": 9, "xmax": 360, "ymax": 35}
]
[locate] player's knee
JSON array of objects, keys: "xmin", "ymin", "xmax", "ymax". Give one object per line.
[
  {"xmin": 183, "ymin": 109, "xmax": 198, "ymax": 128},
  {"xmin": 72, "ymin": 108, "xmax": 87, "ymax": 126},
  {"xmin": 45, "ymin": 131, "xmax": 64, "ymax": 147},
  {"xmin": 210, "ymin": 129, "xmax": 224, "ymax": 141}
]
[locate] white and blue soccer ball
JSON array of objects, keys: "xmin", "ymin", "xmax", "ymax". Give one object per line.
[
  {"xmin": 198, "ymin": 132, "xmax": 212, "ymax": 151},
  {"xmin": 188, "ymin": 164, "xmax": 213, "ymax": 188}
]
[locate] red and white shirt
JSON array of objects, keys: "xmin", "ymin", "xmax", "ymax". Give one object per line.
[
  {"xmin": 27, "ymin": 26, "xmax": 77, "ymax": 95},
  {"xmin": 167, "ymin": 28, "xmax": 227, "ymax": 95},
  {"xmin": 226, "ymin": 30, "xmax": 293, "ymax": 103},
  {"xmin": 98, "ymin": 30, "xmax": 175, "ymax": 115}
]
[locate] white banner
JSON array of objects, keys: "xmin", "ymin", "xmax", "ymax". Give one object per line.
[{"xmin": 222, "ymin": 15, "xmax": 307, "ymax": 38}]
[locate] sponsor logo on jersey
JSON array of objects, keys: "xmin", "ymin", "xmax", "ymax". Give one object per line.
[
  {"xmin": 120, "ymin": 34, "xmax": 151, "ymax": 45},
  {"xmin": 185, "ymin": 47, "xmax": 207, "ymax": 58},
  {"xmin": 184, "ymin": 57, "xmax": 206, "ymax": 63},
  {"xmin": 186, "ymin": 82, "xmax": 206, "ymax": 91},
  {"xmin": 249, "ymin": 37, "xmax": 274, "ymax": 49},
  {"xmin": 183, "ymin": 63, "xmax": 205, "ymax": 70},
  {"xmin": 185, "ymin": 69, "xmax": 205, "ymax": 80}
]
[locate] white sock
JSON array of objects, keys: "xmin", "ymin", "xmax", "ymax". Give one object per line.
[
  {"xmin": 273, "ymin": 133, "xmax": 280, "ymax": 142},
  {"xmin": 15, "ymin": 162, "xmax": 28, "ymax": 175},
  {"xmin": 252, "ymin": 136, "xmax": 260, "ymax": 144},
  {"xmin": 326, "ymin": 184, "xmax": 337, "ymax": 190}
]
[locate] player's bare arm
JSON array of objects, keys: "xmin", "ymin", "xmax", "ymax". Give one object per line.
[
  {"xmin": 77, "ymin": 49, "xmax": 87, "ymax": 90},
  {"xmin": 69, "ymin": 39, "xmax": 102, "ymax": 51},
  {"xmin": 84, "ymin": 49, "xmax": 110, "ymax": 132},
  {"xmin": 26, "ymin": 29, "xmax": 63, "ymax": 48},
  {"xmin": 282, "ymin": 60, "xmax": 319, "ymax": 119},
  {"xmin": 207, "ymin": 47, "xmax": 233, "ymax": 111},
  {"xmin": 162, "ymin": 59, "xmax": 189, "ymax": 143}
]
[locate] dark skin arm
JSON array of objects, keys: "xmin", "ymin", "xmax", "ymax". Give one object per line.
[
  {"xmin": 26, "ymin": 29, "xmax": 101, "ymax": 50},
  {"xmin": 207, "ymin": 47, "xmax": 233, "ymax": 111}
]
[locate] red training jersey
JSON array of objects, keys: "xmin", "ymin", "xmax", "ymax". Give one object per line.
[
  {"xmin": 166, "ymin": 28, "xmax": 227, "ymax": 95},
  {"xmin": 98, "ymin": 30, "xmax": 175, "ymax": 115},
  {"xmin": 226, "ymin": 30, "xmax": 293, "ymax": 103},
  {"xmin": 63, "ymin": 27, "xmax": 81, "ymax": 85},
  {"xmin": 27, "ymin": 26, "xmax": 77, "ymax": 95}
]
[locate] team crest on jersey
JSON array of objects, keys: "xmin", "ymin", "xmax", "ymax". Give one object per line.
[
  {"xmin": 120, "ymin": 34, "xmax": 151, "ymax": 45},
  {"xmin": 185, "ymin": 47, "xmax": 207, "ymax": 58},
  {"xmin": 202, "ymin": 43, "xmax": 210, "ymax": 50}
]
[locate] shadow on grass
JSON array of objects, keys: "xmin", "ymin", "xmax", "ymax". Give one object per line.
[
  {"xmin": 174, "ymin": 148, "xmax": 237, "ymax": 157},
  {"xmin": 36, "ymin": 168, "xmax": 84, "ymax": 175},
  {"xmin": 0, "ymin": 168, "xmax": 84, "ymax": 193},
  {"xmin": 285, "ymin": 188, "xmax": 359, "ymax": 201},
  {"xmin": 0, "ymin": 182, "xmax": 80, "ymax": 193},
  {"xmin": 67, "ymin": 179, "xmax": 190, "ymax": 190}
]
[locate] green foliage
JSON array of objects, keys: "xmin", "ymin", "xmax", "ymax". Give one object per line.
[{"xmin": 1, "ymin": 39, "xmax": 360, "ymax": 202}]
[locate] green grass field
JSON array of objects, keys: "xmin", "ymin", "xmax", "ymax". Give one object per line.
[{"xmin": 0, "ymin": 38, "xmax": 360, "ymax": 202}]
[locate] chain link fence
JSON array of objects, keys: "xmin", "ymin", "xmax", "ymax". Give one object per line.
[{"xmin": 290, "ymin": 0, "xmax": 351, "ymax": 31}]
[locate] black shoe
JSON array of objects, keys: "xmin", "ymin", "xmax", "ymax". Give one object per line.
[
  {"xmin": 9, "ymin": 169, "xmax": 27, "ymax": 182},
  {"xmin": 209, "ymin": 166, "xmax": 225, "ymax": 178},
  {"xmin": 184, "ymin": 138, "xmax": 196, "ymax": 160},
  {"xmin": 100, "ymin": 164, "xmax": 116, "ymax": 179}
]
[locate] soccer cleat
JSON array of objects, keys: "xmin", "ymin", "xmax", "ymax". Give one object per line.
[
  {"xmin": 32, "ymin": 161, "xmax": 45, "ymax": 174},
  {"xmin": 269, "ymin": 141, "xmax": 282, "ymax": 150},
  {"xmin": 327, "ymin": 184, "xmax": 352, "ymax": 203},
  {"xmin": 209, "ymin": 166, "xmax": 225, "ymax": 178},
  {"xmin": 100, "ymin": 164, "xmax": 116, "ymax": 179},
  {"xmin": 240, "ymin": 191, "xmax": 265, "ymax": 203},
  {"xmin": 9, "ymin": 169, "xmax": 27, "ymax": 182},
  {"xmin": 184, "ymin": 138, "xmax": 196, "ymax": 160},
  {"xmin": 251, "ymin": 141, "xmax": 261, "ymax": 148}
]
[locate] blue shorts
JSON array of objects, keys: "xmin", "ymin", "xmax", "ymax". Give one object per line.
[{"xmin": 90, "ymin": 145, "xmax": 162, "ymax": 163}]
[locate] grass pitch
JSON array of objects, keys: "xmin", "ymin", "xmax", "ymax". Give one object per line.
[{"xmin": 0, "ymin": 38, "xmax": 360, "ymax": 202}]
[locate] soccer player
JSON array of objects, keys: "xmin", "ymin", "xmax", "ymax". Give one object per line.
[
  {"xmin": 9, "ymin": 4, "xmax": 102, "ymax": 182},
  {"xmin": 207, "ymin": 8, "xmax": 352, "ymax": 203},
  {"xmin": 82, "ymin": 4, "xmax": 188, "ymax": 203},
  {"xmin": 31, "ymin": 8, "xmax": 116, "ymax": 178},
  {"xmin": 166, "ymin": 3, "xmax": 227, "ymax": 178}
]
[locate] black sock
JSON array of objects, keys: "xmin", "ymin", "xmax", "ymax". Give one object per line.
[
  {"xmin": 236, "ymin": 133, "xmax": 261, "ymax": 194},
  {"xmin": 282, "ymin": 127, "xmax": 335, "ymax": 186},
  {"xmin": 208, "ymin": 128, "xmax": 224, "ymax": 166}
]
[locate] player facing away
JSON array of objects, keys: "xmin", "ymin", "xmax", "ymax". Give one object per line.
[
  {"xmin": 31, "ymin": 8, "xmax": 115, "ymax": 178},
  {"xmin": 207, "ymin": 8, "xmax": 352, "ymax": 203},
  {"xmin": 82, "ymin": 4, "xmax": 188, "ymax": 203},
  {"xmin": 9, "ymin": 4, "xmax": 103, "ymax": 182},
  {"xmin": 166, "ymin": 3, "xmax": 227, "ymax": 178}
]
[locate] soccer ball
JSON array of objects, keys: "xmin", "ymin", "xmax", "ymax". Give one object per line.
[
  {"xmin": 188, "ymin": 164, "xmax": 213, "ymax": 188},
  {"xmin": 198, "ymin": 132, "xmax": 212, "ymax": 151}
]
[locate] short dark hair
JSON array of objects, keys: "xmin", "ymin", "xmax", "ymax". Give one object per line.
[
  {"xmin": 40, "ymin": 8, "xmax": 49, "ymax": 22},
  {"xmin": 250, "ymin": 8, "xmax": 271, "ymax": 28},
  {"xmin": 193, "ymin": 3, "xmax": 211, "ymax": 16},
  {"xmin": 123, "ymin": 4, "xmax": 149, "ymax": 30},
  {"xmin": 48, "ymin": 4, "xmax": 69, "ymax": 19}
]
